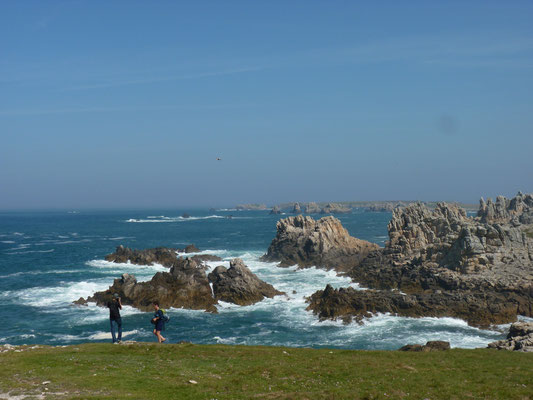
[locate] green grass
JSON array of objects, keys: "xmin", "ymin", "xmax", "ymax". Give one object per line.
[{"xmin": 1, "ymin": 343, "xmax": 532, "ymax": 399}]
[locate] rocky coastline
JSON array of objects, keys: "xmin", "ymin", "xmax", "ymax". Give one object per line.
[{"xmin": 263, "ymin": 193, "xmax": 533, "ymax": 327}]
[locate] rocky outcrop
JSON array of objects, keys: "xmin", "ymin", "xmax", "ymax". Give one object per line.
[
  {"xmin": 304, "ymin": 202, "xmax": 321, "ymax": 213},
  {"xmin": 488, "ymin": 322, "xmax": 533, "ymax": 352},
  {"xmin": 104, "ymin": 245, "xmax": 219, "ymax": 268},
  {"xmin": 270, "ymin": 206, "xmax": 281, "ymax": 215},
  {"xmin": 208, "ymin": 258, "xmax": 285, "ymax": 305},
  {"xmin": 260, "ymin": 215, "xmax": 380, "ymax": 272},
  {"xmin": 320, "ymin": 203, "xmax": 352, "ymax": 214},
  {"xmin": 76, "ymin": 258, "xmax": 283, "ymax": 312},
  {"xmin": 306, "ymin": 285, "xmax": 525, "ymax": 327},
  {"xmin": 236, "ymin": 204, "xmax": 268, "ymax": 211},
  {"xmin": 305, "ymin": 193, "xmax": 533, "ymax": 327},
  {"xmin": 478, "ymin": 192, "xmax": 533, "ymax": 225},
  {"xmin": 105, "ymin": 246, "xmax": 179, "ymax": 267},
  {"xmin": 399, "ymin": 341, "xmax": 450, "ymax": 352},
  {"xmin": 78, "ymin": 257, "xmax": 218, "ymax": 312},
  {"xmin": 292, "ymin": 203, "xmax": 302, "ymax": 214}
]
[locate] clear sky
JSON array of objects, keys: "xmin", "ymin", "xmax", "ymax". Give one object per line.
[{"xmin": 1, "ymin": 1, "xmax": 532, "ymax": 209}]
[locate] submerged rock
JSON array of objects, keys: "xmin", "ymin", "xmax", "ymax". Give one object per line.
[
  {"xmin": 208, "ymin": 258, "xmax": 285, "ymax": 305},
  {"xmin": 260, "ymin": 215, "xmax": 380, "ymax": 272}
]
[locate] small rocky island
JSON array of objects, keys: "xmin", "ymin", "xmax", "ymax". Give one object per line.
[
  {"xmin": 76, "ymin": 246, "xmax": 284, "ymax": 312},
  {"xmin": 263, "ymin": 192, "xmax": 533, "ymax": 327}
]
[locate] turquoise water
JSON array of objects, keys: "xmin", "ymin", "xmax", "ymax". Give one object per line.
[{"xmin": 0, "ymin": 209, "xmax": 505, "ymax": 349}]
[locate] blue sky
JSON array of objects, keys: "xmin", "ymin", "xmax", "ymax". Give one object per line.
[{"xmin": 1, "ymin": 1, "xmax": 532, "ymax": 209}]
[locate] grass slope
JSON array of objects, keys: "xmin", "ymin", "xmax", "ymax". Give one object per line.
[{"xmin": 1, "ymin": 343, "xmax": 532, "ymax": 399}]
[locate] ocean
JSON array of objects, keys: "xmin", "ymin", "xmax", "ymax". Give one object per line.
[{"xmin": 0, "ymin": 209, "xmax": 508, "ymax": 349}]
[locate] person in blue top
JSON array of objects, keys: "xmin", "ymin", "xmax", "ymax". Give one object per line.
[{"xmin": 151, "ymin": 301, "xmax": 166, "ymax": 343}]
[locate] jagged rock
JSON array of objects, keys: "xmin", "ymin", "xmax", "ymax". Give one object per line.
[
  {"xmin": 304, "ymin": 202, "xmax": 321, "ymax": 213},
  {"xmin": 304, "ymin": 193, "xmax": 533, "ymax": 327},
  {"xmin": 260, "ymin": 215, "xmax": 380, "ymax": 272},
  {"xmin": 399, "ymin": 341, "xmax": 450, "ymax": 352},
  {"xmin": 478, "ymin": 192, "xmax": 533, "ymax": 225},
  {"xmin": 77, "ymin": 259, "xmax": 218, "ymax": 312},
  {"xmin": 208, "ymin": 258, "xmax": 285, "ymax": 305},
  {"xmin": 320, "ymin": 203, "xmax": 352, "ymax": 214},
  {"xmin": 270, "ymin": 206, "xmax": 282, "ymax": 215},
  {"xmin": 75, "ymin": 258, "xmax": 282, "ymax": 312},
  {"xmin": 292, "ymin": 203, "xmax": 302, "ymax": 214},
  {"xmin": 488, "ymin": 322, "xmax": 533, "ymax": 352}
]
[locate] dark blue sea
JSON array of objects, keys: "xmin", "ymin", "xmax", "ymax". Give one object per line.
[{"xmin": 0, "ymin": 209, "xmax": 507, "ymax": 349}]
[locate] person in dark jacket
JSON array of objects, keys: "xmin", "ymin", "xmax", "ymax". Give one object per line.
[
  {"xmin": 151, "ymin": 301, "xmax": 166, "ymax": 343},
  {"xmin": 107, "ymin": 293, "xmax": 122, "ymax": 344}
]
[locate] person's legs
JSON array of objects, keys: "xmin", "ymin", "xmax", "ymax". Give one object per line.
[
  {"xmin": 155, "ymin": 330, "xmax": 166, "ymax": 343},
  {"xmin": 110, "ymin": 319, "xmax": 116, "ymax": 343},
  {"xmin": 117, "ymin": 317, "xmax": 122, "ymax": 343}
]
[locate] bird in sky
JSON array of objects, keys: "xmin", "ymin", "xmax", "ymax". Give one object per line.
[{"xmin": 216, "ymin": 157, "xmax": 222, "ymax": 161}]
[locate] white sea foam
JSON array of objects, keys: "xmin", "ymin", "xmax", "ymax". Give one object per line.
[
  {"xmin": 126, "ymin": 215, "xmax": 227, "ymax": 223},
  {"xmin": 86, "ymin": 259, "xmax": 167, "ymax": 278},
  {"xmin": 88, "ymin": 330, "xmax": 141, "ymax": 340},
  {"xmin": 5, "ymin": 249, "xmax": 55, "ymax": 255},
  {"xmin": 0, "ymin": 240, "xmax": 15, "ymax": 244}
]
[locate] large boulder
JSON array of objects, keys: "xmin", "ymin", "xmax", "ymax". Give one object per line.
[
  {"xmin": 260, "ymin": 215, "xmax": 380, "ymax": 272},
  {"xmin": 208, "ymin": 258, "xmax": 285, "ymax": 305},
  {"xmin": 292, "ymin": 203, "xmax": 302, "ymax": 214}
]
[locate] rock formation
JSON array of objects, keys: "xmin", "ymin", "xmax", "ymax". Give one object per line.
[
  {"xmin": 207, "ymin": 258, "xmax": 285, "ymax": 305},
  {"xmin": 293, "ymin": 193, "xmax": 533, "ymax": 327},
  {"xmin": 304, "ymin": 202, "xmax": 321, "ymax": 213},
  {"xmin": 260, "ymin": 215, "xmax": 380, "ymax": 272},
  {"xmin": 292, "ymin": 203, "xmax": 302, "ymax": 214},
  {"xmin": 488, "ymin": 321, "xmax": 533, "ymax": 352},
  {"xmin": 270, "ymin": 206, "xmax": 281, "ymax": 215},
  {"xmin": 78, "ymin": 257, "xmax": 218, "ymax": 312},
  {"xmin": 320, "ymin": 203, "xmax": 352, "ymax": 214},
  {"xmin": 75, "ymin": 258, "xmax": 283, "ymax": 312}
]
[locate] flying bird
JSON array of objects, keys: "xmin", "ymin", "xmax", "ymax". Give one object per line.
[{"xmin": 216, "ymin": 157, "xmax": 222, "ymax": 161}]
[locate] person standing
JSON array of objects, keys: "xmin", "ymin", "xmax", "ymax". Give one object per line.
[
  {"xmin": 107, "ymin": 293, "xmax": 122, "ymax": 344},
  {"xmin": 151, "ymin": 301, "xmax": 166, "ymax": 343}
]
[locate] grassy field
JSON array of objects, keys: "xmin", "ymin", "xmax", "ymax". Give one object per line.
[{"xmin": 0, "ymin": 343, "xmax": 532, "ymax": 399}]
